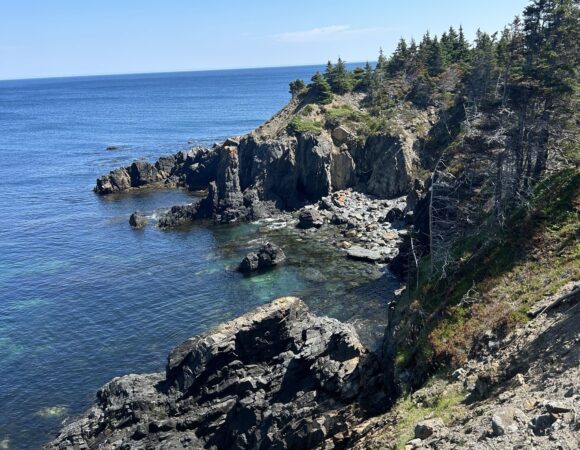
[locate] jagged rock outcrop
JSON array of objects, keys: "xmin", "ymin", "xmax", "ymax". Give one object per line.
[
  {"xmin": 46, "ymin": 297, "xmax": 383, "ymax": 450},
  {"xmin": 94, "ymin": 147, "xmax": 220, "ymax": 195},
  {"xmin": 238, "ymin": 243, "xmax": 286, "ymax": 273},
  {"xmin": 93, "ymin": 106, "xmax": 422, "ymax": 227}
]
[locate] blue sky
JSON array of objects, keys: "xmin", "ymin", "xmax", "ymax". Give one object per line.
[{"xmin": 0, "ymin": 0, "xmax": 530, "ymax": 80}]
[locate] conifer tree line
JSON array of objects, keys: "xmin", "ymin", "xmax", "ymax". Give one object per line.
[{"xmin": 288, "ymin": 0, "xmax": 578, "ymax": 278}]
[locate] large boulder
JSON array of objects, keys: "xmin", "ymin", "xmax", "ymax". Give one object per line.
[
  {"xmin": 346, "ymin": 246, "xmax": 383, "ymax": 263},
  {"xmin": 238, "ymin": 243, "xmax": 286, "ymax": 273},
  {"xmin": 157, "ymin": 203, "xmax": 201, "ymax": 228},
  {"xmin": 331, "ymin": 126, "xmax": 353, "ymax": 145},
  {"xmin": 46, "ymin": 297, "xmax": 371, "ymax": 450},
  {"xmin": 297, "ymin": 208, "xmax": 324, "ymax": 229}
]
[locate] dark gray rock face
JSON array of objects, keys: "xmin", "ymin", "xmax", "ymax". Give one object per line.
[
  {"xmin": 182, "ymin": 147, "xmax": 220, "ymax": 191},
  {"xmin": 295, "ymin": 134, "xmax": 333, "ymax": 202},
  {"xmin": 94, "ymin": 127, "xmax": 419, "ymax": 226},
  {"xmin": 239, "ymin": 243, "xmax": 286, "ymax": 273},
  {"xmin": 157, "ymin": 203, "xmax": 201, "ymax": 228},
  {"xmin": 351, "ymin": 134, "xmax": 416, "ymax": 198},
  {"xmin": 383, "ymin": 203, "xmax": 406, "ymax": 223},
  {"xmin": 94, "ymin": 147, "xmax": 219, "ymax": 195},
  {"xmin": 130, "ymin": 161, "xmax": 159, "ymax": 187},
  {"xmin": 129, "ymin": 211, "xmax": 147, "ymax": 228},
  {"xmin": 46, "ymin": 297, "xmax": 377, "ymax": 450},
  {"xmin": 94, "ymin": 167, "xmax": 132, "ymax": 194},
  {"xmin": 297, "ymin": 209, "xmax": 324, "ymax": 229},
  {"xmin": 238, "ymin": 136, "xmax": 301, "ymax": 209}
]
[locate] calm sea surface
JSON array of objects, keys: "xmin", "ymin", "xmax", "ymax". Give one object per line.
[{"xmin": 0, "ymin": 66, "xmax": 395, "ymax": 449}]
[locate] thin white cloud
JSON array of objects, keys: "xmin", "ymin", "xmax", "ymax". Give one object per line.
[{"xmin": 273, "ymin": 25, "xmax": 392, "ymax": 43}]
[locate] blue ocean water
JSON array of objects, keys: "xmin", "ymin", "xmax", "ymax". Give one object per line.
[{"xmin": 0, "ymin": 66, "xmax": 395, "ymax": 449}]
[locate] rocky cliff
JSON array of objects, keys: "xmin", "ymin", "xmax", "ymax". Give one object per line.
[
  {"xmin": 46, "ymin": 298, "xmax": 385, "ymax": 450},
  {"xmin": 94, "ymin": 93, "xmax": 429, "ymax": 228}
]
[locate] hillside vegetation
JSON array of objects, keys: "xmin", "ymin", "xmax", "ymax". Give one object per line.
[{"xmin": 285, "ymin": 1, "xmax": 579, "ymax": 446}]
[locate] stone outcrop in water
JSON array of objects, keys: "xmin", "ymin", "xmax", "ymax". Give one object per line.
[
  {"xmin": 94, "ymin": 147, "xmax": 219, "ymax": 195},
  {"xmin": 46, "ymin": 297, "xmax": 384, "ymax": 450},
  {"xmin": 238, "ymin": 242, "xmax": 286, "ymax": 273},
  {"xmin": 129, "ymin": 211, "xmax": 147, "ymax": 228},
  {"xmin": 94, "ymin": 116, "xmax": 423, "ymax": 227},
  {"xmin": 297, "ymin": 208, "xmax": 325, "ymax": 229}
]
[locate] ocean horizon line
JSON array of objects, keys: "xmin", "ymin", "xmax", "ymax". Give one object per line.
[{"xmin": 0, "ymin": 61, "xmax": 371, "ymax": 84}]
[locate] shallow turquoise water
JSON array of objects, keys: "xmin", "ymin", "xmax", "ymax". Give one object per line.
[{"xmin": 0, "ymin": 66, "xmax": 394, "ymax": 449}]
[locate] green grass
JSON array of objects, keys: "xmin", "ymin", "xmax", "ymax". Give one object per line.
[
  {"xmin": 287, "ymin": 116, "xmax": 323, "ymax": 135},
  {"xmin": 300, "ymin": 104, "xmax": 314, "ymax": 116},
  {"xmin": 326, "ymin": 105, "xmax": 365, "ymax": 121}
]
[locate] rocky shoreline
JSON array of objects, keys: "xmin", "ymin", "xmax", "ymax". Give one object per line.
[
  {"xmin": 46, "ymin": 297, "xmax": 386, "ymax": 449},
  {"xmin": 46, "ymin": 89, "xmax": 429, "ymax": 448}
]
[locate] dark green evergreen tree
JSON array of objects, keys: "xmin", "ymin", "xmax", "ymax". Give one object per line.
[
  {"xmin": 376, "ymin": 47, "xmax": 388, "ymax": 72},
  {"xmin": 456, "ymin": 26, "xmax": 471, "ymax": 64},
  {"xmin": 417, "ymin": 31, "xmax": 433, "ymax": 68},
  {"xmin": 324, "ymin": 60, "xmax": 335, "ymax": 87},
  {"xmin": 310, "ymin": 72, "xmax": 333, "ymax": 104},
  {"xmin": 388, "ymin": 38, "xmax": 410, "ymax": 75},
  {"xmin": 468, "ymin": 30, "xmax": 498, "ymax": 101},
  {"xmin": 289, "ymin": 79, "xmax": 306, "ymax": 97},
  {"xmin": 332, "ymin": 57, "xmax": 354, "ymax": 94},
  {"xmin": 427, "ymin": 37, "xmax": 445, "ymax": 76}
]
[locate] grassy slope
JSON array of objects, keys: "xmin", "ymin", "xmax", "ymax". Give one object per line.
[{"xmin": 392, "ymin": 167, "xmax": 579, "ymax": 383}]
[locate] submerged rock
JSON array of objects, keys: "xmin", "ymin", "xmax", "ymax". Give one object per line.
[
  {"xmin": 46, "ymin": 297, "xmax": 374, "ymax": 450},
  {"xmin": 238, "ymin": 242, "xmax": 286, "ymax": 273}
]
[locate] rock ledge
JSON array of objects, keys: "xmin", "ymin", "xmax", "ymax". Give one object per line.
[{"xmin": 46, "ymin": 297, "xmax": 378, "ymax": 450}]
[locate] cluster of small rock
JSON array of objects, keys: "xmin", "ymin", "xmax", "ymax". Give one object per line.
[{"xmin": 295, "ymin": 190, "xmax": 409, "ymax": 264}]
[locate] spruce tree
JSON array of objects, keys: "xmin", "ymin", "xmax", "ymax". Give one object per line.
[
  {"xmin": 332, "ymin": 57, "xmax": 354, "ymax": 94},
  {"xmin": 388, "ymin": 38, "xmax": 410, "ymax": 75},
  {"xmin": 427, "ymin": 37, "xmax": 445, "ymax": 76},
  {"xmin": 289, "ymin": 79, "xmax": 306, "ymax": 97},
  {"xmin": 310, "ymin": 72, "xmax": 333, "ymax": 104},
  {"xmin": 376, "ymin": 47, "xmax": 388, "ymax": 72},
  {"xmin": 456, "ymin": 26, "xmax": 471, "ymax": 64},
  {"xmin": 324, "ymin": 61, "xmax": 335, "ymax": 87}
]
